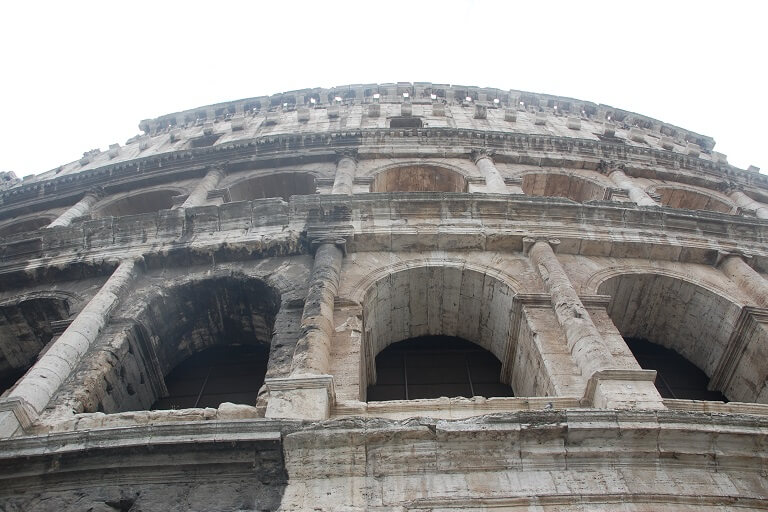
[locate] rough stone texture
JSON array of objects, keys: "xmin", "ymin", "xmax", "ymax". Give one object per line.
[{"xmin": 1, "ymin": 83, "xmax": 768, "ymax": 510}]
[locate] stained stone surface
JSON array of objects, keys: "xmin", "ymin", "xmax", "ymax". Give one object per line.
[{"xmin": 1, "ymin": 83, "xmax": 768, "ymax": 510}]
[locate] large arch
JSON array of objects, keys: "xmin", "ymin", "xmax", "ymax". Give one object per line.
[
  {"xmin": 370, "ymin": 162, "xmax": 468, "ymax": 193},
  {"xmin": 650, "ymin": 184, "xmax": 735, "ymax": 214},
  {"xmin": 520, "ymin": 170, "xmax": 607, "ymax": 202},
  {"xmin": 0, "ymin": 215, "xmax": 54, "ymax": 237},
  {"xmin": 227, "ymin": 171, "xmax": 317, "ymax": 202},
  {"xmin": 596, "ymin": 272, "xmax": 767, "ymax": 403},
  {"xmin": 94, "ymin": 188, "xmax": 183, "ymax": 218},
  {"xmin": 73, "ymin": 274, "xmax": 281, "ymax": 413},
  {"xmin": 359, "ymin": 263, "xmax": 520, "ymax": 401}
]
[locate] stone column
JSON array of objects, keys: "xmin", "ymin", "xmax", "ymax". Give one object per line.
[
  {"xmin": 603, "ymin": 167, "xmax": 658, "ymax": 207},
  {"xmin": 47, "ymin": 190, "xmax": 102, "ymax": 228},
  {"xmin": 0, "ymin": 259, "xmax": 140, "ymax": 436},
  {"xmin": 525, "ymin": 238, "xmax": 662, "ymax": 409},
  {"xmin": 728, "ymin": 188, "xmax": 768, "ymax": 219},
  {"xmin": 472, "ymin": 150, "xmax": 521, "ymax": 194},
  {"xmin": 527, "ymin": 238, "xmax": 616, "ymax": 377},
  {"xmin": 181, "ymin": 166, "xmax": 226, "ymax": 208},
  {"xmin": 265, "ymin": 240, "xmax": 343, "ymax": 420},
  {"xmin": 718, "ymin": 252, "xmax": 768, "ymax": 308},
  {"xmin": 331, "ymin": 151, "xmax": 357, "ymax": 195}
]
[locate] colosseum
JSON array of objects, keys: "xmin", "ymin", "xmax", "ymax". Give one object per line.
[{"xmin": 0, "ymin": 82, "xmax": 767, "ymax": 511}]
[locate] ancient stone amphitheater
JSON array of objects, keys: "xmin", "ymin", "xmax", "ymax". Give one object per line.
[{"xmin": 1, "ymin": 83, "xmax": 767, "ymax": 511}]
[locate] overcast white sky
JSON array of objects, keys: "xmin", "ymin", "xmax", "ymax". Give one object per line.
[{"xmin": 1, "ymin": 1, "xmax": 765, "ymax": 176}]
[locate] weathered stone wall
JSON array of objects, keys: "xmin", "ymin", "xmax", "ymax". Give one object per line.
[{"xmin": 1, "ymin": 83, "xmax": 768, "ymax": 510}]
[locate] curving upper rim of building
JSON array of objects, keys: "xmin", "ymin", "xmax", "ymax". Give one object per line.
[{"xmin": 2, "ymin": 82, "xmax": 763, "ymax": 194}]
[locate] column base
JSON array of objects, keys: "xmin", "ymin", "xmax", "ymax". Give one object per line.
[
  {"xmin": 264, "ymin": 375, "xmax": 335, "ymax": 420},
  {"xmin": 0, "ymin": 397, "xmax": 36, "ymax": 438},
  {"xmin": 583, "ymin": 369, "xmax": 665, "ymax": 410}
]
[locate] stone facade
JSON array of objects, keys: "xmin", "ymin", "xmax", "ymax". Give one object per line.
[{"xmin": 1, "ymin": 83, "xmax": 767, "ymax": 511}]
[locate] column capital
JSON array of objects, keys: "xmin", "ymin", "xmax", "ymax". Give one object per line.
[
  {"xmin": 334, "ymin": 148, "xmax": 358, "ymax": 163},
  {"xmin": 84, "ymin": 186, "xmax": 105, "ymax": 200},
  {"xmin": 596, "ymin": 159, "xmax": 624, "ymax": 176},
  {"xmin": 523, "ymin": 236, "xmax": 560, "ymax": 255},
  {"xmin": 716, "ymin": 250, "xmax": 753, "ymax": 268},
  {"xmin": 470, "ymin": 148, "xmax": 495, "ymax": 164},
  {"xmin": 310, "ymin": 237, "xmax": 347, "ymax": 255}
]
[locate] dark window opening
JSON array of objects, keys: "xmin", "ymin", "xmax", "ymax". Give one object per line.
[
  {"xmin": 190, "ymin": 134, "xmax": 222, "ymax": 148},
  {"xmin": 367, "ymin": 335, "xmax": 514, "ymax": 402},
  {"xmin": 389, "ymin": 117, "xmax": 423, "ymax": 128},
  {"xmin": 152, "ymin": 344, "xmax": 269, "ymax": 410},
  {"xmin": 626, "ymin": 337, "xmax": 728, "ymax": 401},
  {"xmin": 0, "ymin": 297, "xmax": 70, "ymax": 395}
]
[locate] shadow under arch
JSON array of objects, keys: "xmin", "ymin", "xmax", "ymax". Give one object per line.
[
  {"xmin": 94, "ymin": 188, "xmax": 184, "ymax": 218},
  {"xmin": 370, "ymin": 162, "xmax": 468, "ymax": 193},
  {"xmin": 359, "ymin": 262, "xmax": 521, "ymax": 401},
  {"xmin": 0, "ymin": 296, "xmax": 72, "ymax": 394},
  {"xmin": 227, "ymin": 171, "xmax": 317, "ymax": 202},
  {"xmin": 650, "ymin": 184, "xmax": 735, "ymax": 214},
  {"xmin": 596, "ymin": 271, "xmax": 766, "ymax": 403},
  {"xmin": 0, "ymin": 215, "xmax": 55, "ymax": 237},
  {"xmin": 76, "ymin": 274, "xmax": 282, "ymax": 413},
  {"xmin": 520, "ymin": 170, "xmax": 608, "ymax": 203}
]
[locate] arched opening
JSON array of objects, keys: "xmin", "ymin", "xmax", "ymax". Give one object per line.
[
  {"xmin": 0, "ymin": 217, "xmax": 51, "ymax": 237},
  {"xmin": 95, "ymin": 189, "xmax": 178, "ymax": 217},
  {"xmin": 654, "ymin": 186, "xmax": 734, "ymax": 214},
  {"xmin": 597, "ymin": 273, "xmax": 756, "ymax": 402},
  {"xmin": 521, "ymin": 172, "xmax": 606, "ymax": 202},
  {"xmin": 227, "ymin": 172, "xmax": 316, "ymax": 202},
  {"xmin": 625, "ymin": 337, "xmax": 727, "ymax": 401},
  {"xmin": 0, "ymin": 297, "xmax": 70, "ymax": 394},
  {"xmin": 371, "ymin": 164, "xmax": 467, "ymax": 193},
  {"xmin": 367, "ymin": 335, "xmax": 514, "ymax": 401},
  {"xmin": 79, "ymin": 275, "xmax": 281, "ymax": 413},
  {"xmin": 152, "ymin": 344, "xmax": 269, "ymax": 410},
  {"xmin": 361, "ymin": 265, "xmax": 524, "ymax": 401}
]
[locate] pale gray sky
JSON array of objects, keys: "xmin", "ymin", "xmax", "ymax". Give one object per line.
[{"xmin": 1, "ymin": 0, "xmax": 765, "ymax": 176}]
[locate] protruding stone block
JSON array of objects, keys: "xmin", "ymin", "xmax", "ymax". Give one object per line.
[
  {"xmin": 660, "ymin": 136, "xmax": 675, "ymax": 150},
  {"xmin": 535, "ymin": 111, "xmax": 547, "ymax": 125},
  {"xmin": 713, "ymin": 151, "xmax": 728, "ymax": 164},
  {"xmin": 504, "ymin": 108, "xmax": 517, "ymax": 122},
  {"xmin": 169, "ymin": 128, "xmax": 182, "ymax": 142},
  {"xmin": 107, "ymin": 143, "xmax": 120, "ymax": 159},
  {"xmin": 138, "ymin": 136, "xmax": 150, "ymax": 150},
  {"xmin": 264, "ymin": 112, "xmax": 279, "ymax": 125},
  {"xmin": 264, "ymin": 375, "xmax": 334, "ymax": 420},
  {"xmin": 432, "ymin": 103, "xmax": 445, "ymax": 116},
  {"xmin": 368, "ymin": 103, "xmax": 380, "ymax": 117},
  {"xmin": 474, "ymin": 104, "xmax": 487, "ymax": 119},
  {"xmin": 603, "ymin": 123, "xmax": 616, "ymax": 137},
  {"xmin": 202, "ymin": 122, "xmax": 214, "ymax": 135},
  {"xmin": 401, "ymin": 102, "xmax": 412, "ymax": 117},
  {"xmin": 297, "ymin": 107, "xmax": 310, "ymax": 122},
  {"xmin": 748, "ymin": 165, "xmax": 761, "ymax": 173},
  {"xmin": 629, "ymin": 127, "xmax": 646, "ymax": 143},
  {"xmin": 230, "ymin": 116, "xmax": 245, "ymax": 131},
  {"xmin": 566, "ymin": 117, "xmax": 581, "ymax": 130},
  {"xmin": 687, "ymin": 142, "xmax": 700, "ymax": 157},
  {"xmin": 327, "ymin": 105, "xmax": 340, "ymax": 118}
]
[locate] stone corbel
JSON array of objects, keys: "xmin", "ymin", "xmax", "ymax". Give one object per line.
[{"xmin": 604, "ymin": 187, "xmax": 630, "ymax": 201}]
